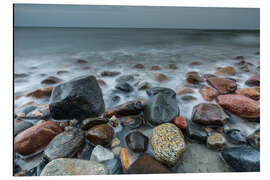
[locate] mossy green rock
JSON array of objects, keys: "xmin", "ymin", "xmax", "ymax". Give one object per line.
[{"xmin": 150, "ymin": 123, "xmax": 186, "ymax": 167}]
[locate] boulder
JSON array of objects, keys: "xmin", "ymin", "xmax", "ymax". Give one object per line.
[
  {"xmin": 127, "ymin": 155, "xmax": 170, "ymax": 174},
  {"xmin": 86, "ymin": 124, "xmax": 114, "ymax": 145},
  {"xmin": 216, "ymin": 94, "xmax": 260, "ymax": 119},
  {"xmin": 150, "ymin": 123, "xmax": 186, "ymax": 167},
  {"xmin": 207, "ymin": 77, "xmax": 237, "ymax": 94},
  {"xmin": 144, "ymin": 93, "xmax": 179, "ymax": 126},
  {"xmin": 49, "ymin": 75, "xmax": 105, "ymax": 120},
  {"xmin": 191, "ymin": 103, "xmax": 229, "ymax": 126},
  {"xmin": 44, "ymin": 128, "xmax": 85, "ymax": 160},
  {"xmin": 221, "ymin": 147, "xmax": 260, "ymax": 172},
  {"xmin": 14, "ymin": 121, "xmax": 63, "ymax": 156},
  {"xmin": 199, "ymin": 86, "xmax": 219, "ymax": 101},
  {"xmin": 125, "ymin": 131, "xmax": 148, "ymax": 152},
  {"xmin": 40, "ymin": 158, "xmax": 108, "ymax": 175}
]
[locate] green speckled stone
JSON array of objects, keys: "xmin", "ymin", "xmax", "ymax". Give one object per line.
[
  {"xmin": 40, "ymin": 158, "xmax": 109, "ymax": 176},
  {"xmin": 150, "ymin": 123, "xmax": 186, "ymax": 167}
]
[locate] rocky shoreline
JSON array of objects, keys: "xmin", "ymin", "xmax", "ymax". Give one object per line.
[{"xmin": 14, "ymin": 54, "xmax": 260, "ymax": 176}]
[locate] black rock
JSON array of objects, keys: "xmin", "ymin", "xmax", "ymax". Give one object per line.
[
  {"xmin": 186, "ymin": 121, "xmax": 208, "ymax": 142},
  {"xmin": 44, "ymin": 128, "xmax": 85, "ymax": 160},
  {"xmin": 221, "ymin": 147, "xmax": 260, "ymax": 172},
  {"xmin": 247, "ymin": 129, "xmax": 260, "ymax": 150},
  {"xmin": 77, "ymin": 143, "xmax": 95, "ymax": 160},
  {"xmin": 80, "ymin": 117, "xmax": 108, "ymax": 130},
  {"xmin": 225, "ymin": 129, "xmax": 247, "ymax": 145},
  {"xmin": 125, "ymin": 131, "xmax": 148, "ymax": 153},
  {"xmin": 101, "ymin": 71, "xmax": 121, "ymax": 77},
  {"xmin": 115, "ymin": 82, "xmax": 134, "ymax": 93},
  {"xmin": 41, "ymin": 76, "xmax": 62, "ymax": 84},
  {"xmin": 144, "ymin": 93, "xmax": 179, "ymax": 126},
  {"xmin": 103, "ymin": 158, "xmax": 123, "ymax": 174},
  {"xmin": 49, "ymin": 75, "xmax": 105, "ymax": 120},
  {"xmin": 116, "ymin": 75, "xmax": 135, "ymax": 83},
  {"xmin": 124, "ymin": 115, "xmax": 143, "ymax": 129},
  {"xmin": 14, "ymin": 121, "xmax": 33, "ymax": 136},
  {"xmin": 146, "ymin": 87, "xmax": 176, "ymax": 98}
]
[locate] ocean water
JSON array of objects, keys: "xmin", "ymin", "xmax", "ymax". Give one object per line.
[{"xmin": 14, "ymin": 27, "xmax": 260, "ymax": 173}]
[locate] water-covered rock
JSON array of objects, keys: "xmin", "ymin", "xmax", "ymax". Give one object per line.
[
  {"xmin": 153, "ymin": 73, "xmax": 168, "ymax": 82},
  {"xmin": 247, "ymin": 129, "xmax": 260, "ymax": 150},
  {"xmin": 80, "ymin": 117, "xmax": 108, "ymax": 130},
  {"xmin": 207, "ymin": 132, "xmax": 226, "ymax": 151},
  {"xmin": 146, "ymin": 87, "xmax": 176, "ymax": 98},
  {"xmin": 236, "ymin": 88, "xmax": 260, "ymax": 100},
  {"xmin": 245, "ymin": 74, "xmax": 260, "ymax": 86},
  {"xmin": 150, "ymin": 123, "xmax": 186, "ymax": 167},
  {"xmin": 207, "ymin": 77, "xmax": 237, "ymax": 94},
  {"xmin": 75, "ymin": 59, "xmax": 88, "ymax": 64},
  {"xmin": 199, "ymin": 86, "xmax": 219, "ymax": 101},
  {"xmin": 90, "ymin": 145, "xmax": 114, "ymax": 163},
  {"xmin": 86, "ymin": 124, "xmax": 114, "ymax": 145},
  {"xmin": 101, "ymin": 71, "xmax": 121, "ymax": 77},
  {"xmin": 49, "ymin": 75, "xmax": 105, "ymax": 120},
  {"xmin": 186, "ymin": 121, "xmax": 208, "ymax": 142},
  {"xmin": 26, "ymin": 86, "xmax": 53, "ymax": 99},
  {"xmin": 41, "ymin": 76, "xmax": 62, "ymax": 84},
  {"xmin": 215, "ymin": 66, "xmax": 236, "ymax": 76},
  {"xmin": 137, "ymin": 81, "xmax": 152, "ymax": 90},
  {"xmin": 104, "ymin": 99, "xmax": 145, "ymax": 118},
  {"xmin": 191, "ymin": 103, "xmax": 229, "ymax": 126},
  {"xmin": 125, "ymin": 131, "xmax": 148, "ymax": 153},
  {"xmin": 144, "ymin": 93, "xmax": 179, "ymax": 126},
  {"xmin": 123, "ymin": 115, "xmax": 143, "ymax": 129},
  {"xmin": 225, "ymin": 129, "xmax": 247, "ymax": 145},
  {"xmin": 115, "ymin": 82, "xmax": 134, "ymax": 93},
  {"xmin": 176, "ymin": 87, "xmax": 195, "ymax": 96},
  {"xmin": 133, "ymin": 64, "xmax": 145, "ymax": 69},
  {"xmin": 186, "ymin": 71, "xmax": 204, "ymax": 84},
  {"xmin": 40, "ymin": 158, "xmax": 109, "ymax": 175},
  {"xmin": 116, "ymin": 75, "xmax": 134, "ymax": 83},
  {"xmin": 149, "ymin": 65, "xmax": 161, "ymax": 71},
  {"xmin": 216, "ymin": 94, "xmax": 260, "ymax": 119},
  {"xmin": 221, "ymin": 147, "xmax": 260, "ymax": 172},
  {"xmin": 167, "ymin": 63, "xmax": 178, "ymax": 69},
  {"xmin": 127, "ymin": 155, "xmax": 170, "ymax": 174},
  {"xmin": 14, "ymin": 121, "xmax": 33, "ymax": 137},
  {"xmin": 44, "ymin": 128, "xmax": 85, "ymax": 160},
  {"xmin": 14, "ymin": 121, "xmax": 63, "ymax": 156}
]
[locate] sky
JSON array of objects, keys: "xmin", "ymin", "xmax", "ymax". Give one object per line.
[{"xmin": 14, "ymin": 4, "xmax": 260, "ymax": 30}]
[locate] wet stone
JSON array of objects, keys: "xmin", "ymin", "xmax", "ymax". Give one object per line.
[
  {"xmin": 41, "ymin": 76, "xmax": 62, "ymax": 84},
  {"xmin": 221, "ymin": 147, "xmax": 260, "ymax": 172},
  {"xmin": 247, "ymin": 129, "xmax": 260, "ymax": 150},
  {"xmin": 124, "ymin": 115, "xmax": 144, "ymax": 129},
  {"xmin": 86, "ymin": 124, "xmax": 114, "ymax": 145},
  {"xmin": 153, "ymin": 73, "xmax": 169, "ymax": 82},
  {"xmin": 14, "ymin": 73, "xmax": 29, "ymax": 78},
  {"xmin": 180, "ymin": 95, "xmax": 197, "ymax": 102},
  {"xmin": 207, "ymin": 132, "xmax": 226, "ymax": 151},
  {"xmin": 176, "ymin": 87, "xmax": 195, "ymax": 96},
  {"xmin": 101, "ymin": 71, "xmax": 121, "ymax": 77},
  {"xmin": 115, "ymin": 82, "xmax": 134, "ymax": 93},
  {"xmin": 120, "ymin": 148, "xmax": 134, "ymax": 171},
  {"xmin": 90, "ymin": 145, "xmax": 114, "ymax": 163},
  {"xmin": 24, "ymin": 104, "xmax": 51, "ymax": 120},
  {"xmin": 215, "ymin": 66, "xmax": 236, "ymax": 76},
  {"xmin": 173, "ymin": 116, "xmax": 187, "ymax": 129},
  {"xmin": 112, "ymin": 146, "xmax": 122, "ymax": 156},
  {"xmin": 108, "ymin": 115, "xmax": 119, "ymax": 127},
  {"xmin": 111, "ymin": 137, "xmax": 121, "ymax": 148},
  {"xmin": 69, "ymin": 119, "xmax": 79, "ymax": 126},
  {"xmin": 207, "ymin": 77, "xmax": 237, "ymax": 94},
  {"xmin": 77, "ymin": 143, "xmax": 94, "ymax": 160},
  {"xmin": 236, "ymin": 88, "xmax": 260, "ymax": 100},
  {"xmin": 186, "ymin": 121, "xmax": 208, "ymax": 142},
  {"xmin": 137, "ymin": 81, "xmax": 152, "ymax": 90},
  {"xmin": 125, "ymin": 131, "xmax": 148, "ymax": 153},
  {"xmin": 26, "ymin": 86, "xmax": 53, "ymax": 99},
  {"xmin": 56, "ymin": 70, "xmax": 69, "ymax": 75},
  {"xmin": 186, "ymin": 71, "xmax": 204, "ymax": 84},
  {"xmin": 75, "ymin": 59, "xmax": 88, "ymax": 64},
  {"xmin": 167, "ymin": 63, "xmax": 178, "ymax": 69},
  {"xmin": 44, "ymin": 128, "xmax": 85, "ymax": 160},
  {"xmin": 245, "ymin": 74, "xmax": 260, "ymax": 86},
  {"xmin": 116, "ymin": 75, "xmax": 135, "ymax": 83},
  {"xmin": 146, "ymin": 87, "xmax": 176, "ymax": 98},
  {"xmin": 14, "ymin": 121, "xmax": 33, "ymax": 137},
  {"xmin": 225, "ymin": 129, "xmax": 247, "ymax": 145},
  {"xmin": 199, "ymin": 86, "xmax": 219, "ymax": 101},
  {"xmin": 133, "ymin": 64, "xmax": 145, "ymax": 69},
  {"xmin": 149, "ymin": 65, "xmax": 161, "ymax": 71},
  {"xmin": 103, "ymin": 158, "xmax": 123, "ymax": 174}
]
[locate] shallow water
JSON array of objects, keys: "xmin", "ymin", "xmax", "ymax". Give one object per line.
[{"xmin": 14, "ymin": 27, "xmax": 260, "ymax": 173}]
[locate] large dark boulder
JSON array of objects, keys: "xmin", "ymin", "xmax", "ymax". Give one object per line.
[
  {"xmin": 49, "ymin": 75, "xmax": 105, "ymax": 120},
  {"xmin": 221, "ymin": 147, "xmax": 260, "ymax": 172},
  {"xmin": 144, "ymin": 93, "xmax": 179, "ymax": 126}
]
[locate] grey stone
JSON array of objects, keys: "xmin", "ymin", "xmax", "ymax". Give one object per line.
[
  {"xmin": 14, "ymin": 121, "xmax": 33, "ymax": 137},
  {"xmin": 90, "ymin": 145, "xmax": 114, "ymax": 163}
]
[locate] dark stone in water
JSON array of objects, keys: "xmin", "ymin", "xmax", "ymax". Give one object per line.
[
  {"xmin": 146, "ymin": 87, "xmax": 176, "ymax": 98},
  {"xmin": 245, "ymin": 74, "xmax": 260, "ymax": 87},
  {"xmin": 115, "ymin": 82, "xmax": 134, "ymax": 93},
  {"xmin": 44, "ymin": 128, "xmax": 85, "ymax": 160},
  {"xmin": 41, "ymin": 76, "xmax": 62, "ymax": 84},
  {"xmin": 180, "ymin": 95, "xmax": 197, "ymax": 102},
  {"xmin": 247, "ymin": 129, "xmax": 260, "ymax": 150},
  {"xmin": 80, "ymin": 117, "xmax": 108, "ymax": 130},
  {"xmin": 104, "ymin": 99, "xmax": 145, "ymax": 118},
  {"xmin": 101, "ymin": 71, "xmax": 121, "ymax": 77},
  {"xmin": 103, "ymin": 158, "xmax": 123, "ymax": 174},
  {"xmin": 76, "ymin": 59, "xmax": 88, "ymax": 63},
  {"xmin": 116, "ymin": 75, "xmax": 135, "ymax": 83},
  {"xmin": 86, "ymin": 124, "xmax": 114, "ymax": 145},
  {"xmin": 124, "ymin": 115, "xmax": 143, "ymax": 129},
  {"xmin": 221, "ymin": 146, "xmax": 260, "ymax": 172},
  {"xmin": 225, "ymin": 129, "xmax": 247, "ymax": 145},
  {"xmin": 125, "ymin": 131, "xmax": 148, "ymax": 153},
  {"xmin": 186, "ymin": 121, "xmax": 208, "ymax": 142},
  {"xmin": 49, "ymin": 75, "xmax": 105, "ymax": 120},
  {"xmin": 36, "ymin": 157, "xmax": 49, "ymax": 176},
  {"xmin": 77, "ymin": 143, "xmax": 95, "ymax": 160},
  {"xmin": 14, "ymin": 121, "xmax": 33, "ymax": 137},
  {"xmin": 111, "ymin": 95, "xmax": 120, "ymax": 104},
  {"xmin": 144, "ymin": 93, "xmax": 179, "ymax": 126},
  {"xmin": 56, "ymin": 70, "xmax": 69, "ymax": 75},
  {"xmin": 14, "ymin": 73, "xmax": 29, "ymax": 78},
  {"xmin": 186, "ymin": 71, "xmax": 204, "ymax": 84},
  {"xmin": 191, "ymin": 103, "xmax": 229, "ymax": 126},
  {"xmin": 127, "ymin": 155, "xmax": 170, "ymax": 174}
]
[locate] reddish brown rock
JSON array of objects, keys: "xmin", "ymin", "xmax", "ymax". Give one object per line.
[
  {"xmin": 207, "ymin": 77, "xmax": 237, "ymax": 94},
  {"xmin": 186, "ymin": 72, "xmax": 204, "ymax": 84},
  {"xmin": 199, "ymin": 86, "xmax": 219, "ymax": 101},
  {"xmin": 236, "ymin": 88, "xmax": 260, "ymax": 100},
  {"xmin": 216, "ymin": 94, "xmax": 260, "ymax": 119},
  {"xmin": 26, "ymin": 86, "xmax": 54, "ymax": 99},
  {"xmin": 97, "ymin": 79, "xmax": 107, "ymax": 87},
  {"xmin": 173, "ymin": 116, "xmax": 187, "ymax": 129},
  {"xmin": 14, "ymin": 121, "xmax": 63, "ymax": 156},
  {"xmin": 176, "ymin": 87, "xmax": 195, "ymax": 96},
  {"xmin": 245, "ymin": 74, "xmax": 260, "ymax": 86},
  {"xmin": 86, "ymin": 124, "xmax": 114, "ymax": 145},
  {"xmin": 215, "ymin": 66, "xmax": 236, "ymax": 76},
  {"xmin": 133, "ymin": 64, "xmax": 145, "ymax": 69},
  {"xmin": 149, "ymin": 65, "xmax": 161, "ymax": 71},
  {"xmin": 153, "ymin": 73, "xmax": 168, "ymax": 82}
]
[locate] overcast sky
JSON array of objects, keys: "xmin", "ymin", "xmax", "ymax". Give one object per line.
[{"xmin": 14, "ymin": 4, "xmax": 260, "ymax": 30}]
